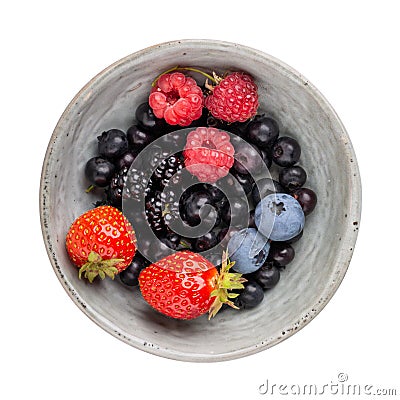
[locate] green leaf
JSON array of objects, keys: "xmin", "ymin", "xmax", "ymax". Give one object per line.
[
  {"xmin": 98, "ymin": 270, "xmax": 106, "ymax": 280},
  {"xmin": 86, "ymin": 271, "xmax": 98, "ymax": 283},
  {"xmin": 88, "ymin": 251, "xmax": 102, "ymax": 263},
  {"xmin": 104, "ymin": 267, "xmax": 118, "ymax": 279},
  {"xmin": 210, "ymin": 289, "xmax": 219, "ymax": 298}
]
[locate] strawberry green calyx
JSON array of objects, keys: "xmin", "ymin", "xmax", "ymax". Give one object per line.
[
  {"xmin": 208, "ymin": 251, "xmax": 247, "ymax": 319},
  {"xmin": 78, "ymin": 251, "xmax": 124, "ymax": 283}
]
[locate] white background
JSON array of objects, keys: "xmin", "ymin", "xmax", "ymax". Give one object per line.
[{"xmin": 2, "ymin": 1, "xmax": 399, "ymax": 399}]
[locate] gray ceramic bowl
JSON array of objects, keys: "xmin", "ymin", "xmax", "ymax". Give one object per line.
[{"xmin": 40, "ymin": 39, "xmax": 361, "ymax": 362}]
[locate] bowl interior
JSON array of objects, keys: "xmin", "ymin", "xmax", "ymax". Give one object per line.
[{"xmin": 40, "ymin": 40, "xmax": 361, "ymax": 362}]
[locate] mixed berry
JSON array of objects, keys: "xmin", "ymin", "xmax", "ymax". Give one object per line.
[{"xmin": 66, "ymin": 66, "xmax": 318, "ymax": 320}]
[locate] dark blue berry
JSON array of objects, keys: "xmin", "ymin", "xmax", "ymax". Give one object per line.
[
  {"xmin": 231, "ymin": 170, "xmax": 254, "ymax": 195},
  {"xmin": 97, "ymin": 129, "xmax": 128, "ymax": 160},
  {"xmin": 252, "ymin": 264, "xmax": 280, "ymax": 289},
  {"xmin": 127, "ymin": 124, "xmax": 155, "ymax": 150},
  {"xmin": 251, "ymin": 178, "xmax": 285, "ymax": 205},
  {"xmin": 232, "ymin": 141, "xmax": 264, "ymax": 175},
  {"xmin": 279, "ymin": 166, "xmax": 307, "ymax": 191},
  {"xmin": 292, "ymin": 188, "xmax": 317, "ymax": 216},
  {"xmin": 119, "ymin": 253, "xmax": 149, "ymax": 287},
  {"xmin": 234, "ymin": 281, "xmax": 264, "ymax": 309},
  {"xmin": 246, "ymin": 116, "xmax": 279, "ymax": 148},
  {"xmin": 181, "ymin": 190, "xmax": 217, "ymax": 227},
  {"xmin": 85, "ymin": 156, "xmax": 115, "ymax": 187},
  {"xmin": 115, "ymin": 150, "xmax": 137, "ymax": 170},
  {"xmin": 193, "ymin": 231, "xmax": 218, "ymax": 252},
  {"xmin": 267, "ymin": 242, "xmax": 295, "ymax": 267},
  {"xmin": 259, "ymin": 148, "xmax": 272, "ymax": 169},
  {"xmin": 135, "ymin": 102, "xmax": 168, "ymax": 133},
  {"xmin": 272, "ymin": 136, "xmax": 301, "ymax": 167}
]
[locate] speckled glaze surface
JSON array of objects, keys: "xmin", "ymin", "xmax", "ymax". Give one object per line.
[{"xmin": 40, "ymin": 39, "xmax": 361, "ymax": 362}]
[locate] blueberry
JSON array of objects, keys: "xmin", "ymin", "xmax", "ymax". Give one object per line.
[
  {"xmin": 119, "ymin": 253, "xmax": 149, "ymax": 287},
  {"xmin": 251, "ymin": 178, "xmax": 285, "ymax": 205},
  {"xmin": 272, "ymin": 136, "xmax": 301, "ymax": 167},
  {"xmin": 201, "ymin": 183, "xmax": 226, "ymax": 202},
  {"xmin": 267, "ymin": 242, "xmax": 295, "ymax": 267},
  {"xmin": 279, "ymin": 166, "xmax": 307, "ymax": 191},
  {"xmin": 181, "ymin": 190, "xmax": 218, "ymax": 227},
  {"xmin": 127, "ymin": 124, "xmax": 156, "ymax": 150},
  {"xmin": 97, "ymin": 129, "xmax": 128, "ymax": 160},
  {"xmin": 252, "ymin": 264, "xmax": 280, "ymax": 289},
  {"xmin": 232, "ymin": 140, "xmax": 264, "ymax": 175},
  {"xmin": 259, "ymin": 148, "xmax": 272, "ymax": 169},
  {"xmin": 159, "ymin": 230, "xmax": 182, "ymax": 250},
  {"xmin": 193, "ymin": 230, "xmax": 218, "ymax": 252},
  {"xmin": 292, "ymin": 188, "xmax": 317, "ymax": 216},
  {"xmin": 227, "ymin": 228, "xmax": 270, "ymax": 274},
  {"xmin": 246, "ymin": 116, "xmax": 279, "ymax": 148},
  {"xmin": 135, "ymin": 102, "xmax": 168, "ymax": 133},
  {"xmin": 255, "ymin": 193, "xmax": 305, "ymax": 241},
  {"xmin": 115, "ymin": 150, "xmax": 137, "ymax": 170},
  {"xmin": 85, "ymin": 156, "xmax": 115, "ymax": 187},
  {"xmin": 231, "ymin": 169, "xmax": 255, "ymax": 195},
  {"xmin": 234, "ymin": 281, "xmax": 264, "ymax": 309}
]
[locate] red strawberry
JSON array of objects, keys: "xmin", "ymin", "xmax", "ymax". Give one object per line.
[
  {"xmin": 138, "ymin": 250, "xmax": 246, "ymax": 320},
  {"xmin": 183, "ymin": 127, "xmax": 235, "ymax": 183},
  {"xmin": 205, "ymin": 72, "xmax": 259, "ymax": 123},
  {"xmin": 65, "ymin": 205, "xmax": 137, "ymax": 282},
  {"xmin": 149, "ymin": 72, "xmax": 204, "ymax": 126}
]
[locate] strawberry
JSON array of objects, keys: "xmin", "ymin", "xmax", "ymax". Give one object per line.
[
  {"xmin": 138, "ymin": 250, "xmax": 246, "ymax": 320},
  {"xmin": 65, "ymin": 205, "xmax": 137, "ymax": 282}
]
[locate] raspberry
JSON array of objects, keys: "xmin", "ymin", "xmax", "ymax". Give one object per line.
[
  {"xmin": 149, "ymin": 72, "xmax": 204, "ymax": 126},
  {"xmin": 183, "ymin": 127, "xmax": 235, "ymax": 183},
  {"xmin": 205, "ymin": 72, "xmax": 259, "ymax": 123}
]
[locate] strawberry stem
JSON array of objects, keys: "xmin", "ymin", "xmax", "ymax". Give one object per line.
[
  {"xmin": 151, "ymin": 66, "xmax": 218, "ymax": 87},
  {"xmin": 79, "ymin": 251, "xmax": 123, "ymax": 283}
]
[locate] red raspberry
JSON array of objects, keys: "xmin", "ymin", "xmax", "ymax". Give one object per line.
[
  {"xmin": 149, "ymin": 72, "xmax": 204, "ymax": 126},
  {"xmin": 183, "ymin": 127, "xmax": 235, "ymax": 183},
  {"xmin": 205, "ymin": 72, "xmax": 259, "ymax": 123}
]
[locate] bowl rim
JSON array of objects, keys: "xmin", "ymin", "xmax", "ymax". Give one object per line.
[{"xmin": 39, "ymin": 38, "xmax": 362, "ymax": 362}]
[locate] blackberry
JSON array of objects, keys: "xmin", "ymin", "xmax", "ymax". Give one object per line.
[
  {"xmin": 144, "ymin": 179, "xmax": 182, "ymax": 237},
  {"xmin": 146, "ymin": 144, "xmax": 174, "ymax": 171},
  {"xmin": 107, "ymin": 166, "xmax": 150, "ymax": 208},
  {"xmin": 160, "ymin": 187, "xmax": 180, "ymax": 229},
  {"xmin": 107, "ymin": 167, "xmax": 128, "ymax": 208},
  {"xmin": 145, "ymin": 191, "xmax": 165, "ymax": 234},
  {"xmin": 152, "ymin": 153, "xmax": 184, "ymax": 188}
]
